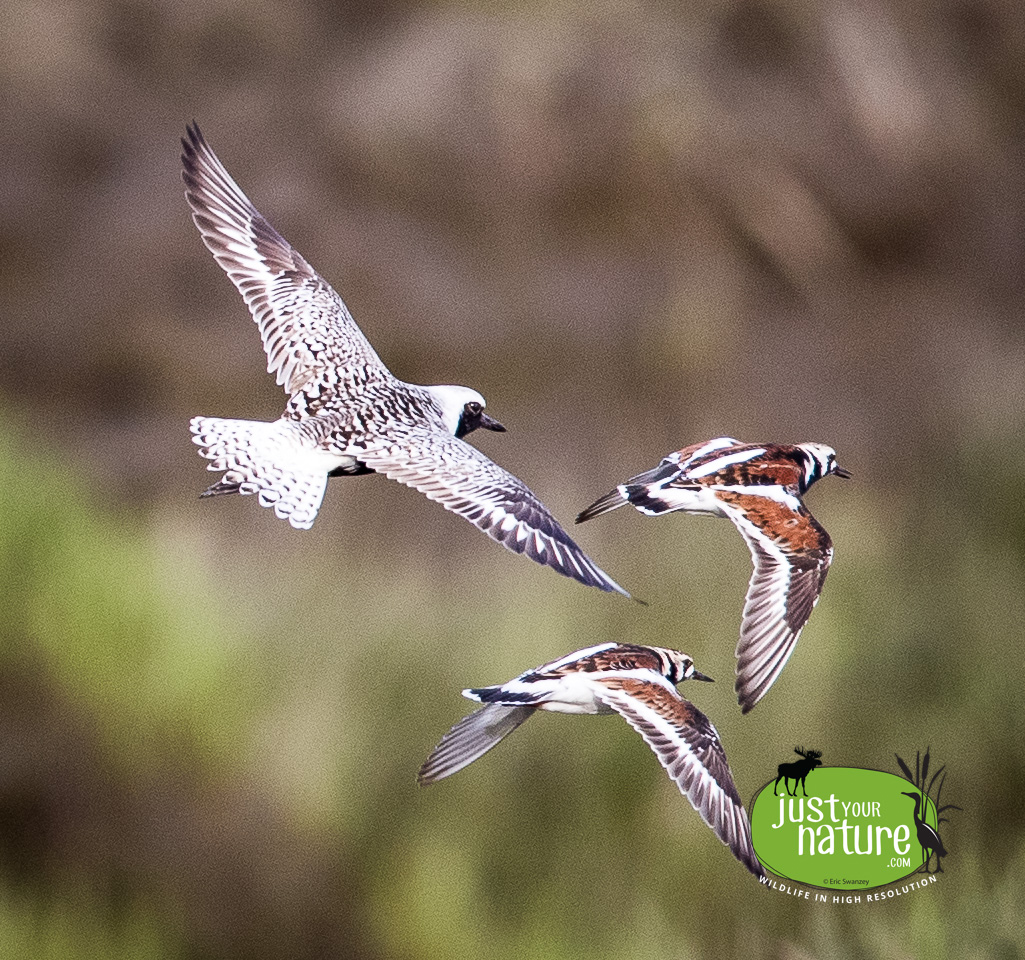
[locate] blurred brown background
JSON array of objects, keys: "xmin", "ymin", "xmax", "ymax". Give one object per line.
[{"xmin": 1, "ymin": 1, "xmax": 1022, "ymax": 958}]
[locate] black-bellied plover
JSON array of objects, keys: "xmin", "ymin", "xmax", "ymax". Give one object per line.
[{"xmin": 182, "ymin": 124, "xmax": 628, "ymax": 596}]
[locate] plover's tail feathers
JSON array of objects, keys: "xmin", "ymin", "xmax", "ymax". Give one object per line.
[
  {"xmin": 417, "ymin": 703, "xmax": 534, "ymax": 785},
  {"xmin": 199, "ymin": 478, "xmax": 245, "ymax": 497},
  {"xmin": 189, "ymin": 416, "xmax": 328, "ymax": 529}
]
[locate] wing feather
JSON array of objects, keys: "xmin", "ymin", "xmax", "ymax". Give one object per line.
[
  {"xmin": 593, "ymin": 678, "xmax": 764, "ymax": 877},
  {"xmin": 715, "ymin": 492, "xmax": 833, "ymax": 712},
  {"xmin": 359, "ymin": 431, "xmax": 630, "ymax": 596},
  {"xmin": 181, "ymin": 123, "xmax": 387, "ymax": 395},
  {"xmin": 418, "ymin": 704, "xmax": 534, "ymax": 785}
]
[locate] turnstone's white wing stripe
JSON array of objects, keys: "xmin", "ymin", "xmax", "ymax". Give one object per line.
[
  {"xmin": 181, "ymin": 123, "xmax": 387, "ymax": 395},
  {"xmin": 714, "ymin": 491, "xmax": 833, "ymax": 713},
  {"xmin": 417, "ymin": 704, "xmax": 534, "ymax": 785},
  {"xmin": 686, "ymin": 447, "xmax": 767, "ymax": 480},
  {"xmin": 516, "ymin": 642, "xmax": 619, "ymax": 676},
  {"xmin": 592, "ymin": 678, "xmax": 765, "ymax": 877},
  {"xmin": 359, "ymin": 431, "xmax": 631, "ymax": 596},
  {"xmin": 665, "ymin": 437, "xmax": 745, "ymax": 473}
]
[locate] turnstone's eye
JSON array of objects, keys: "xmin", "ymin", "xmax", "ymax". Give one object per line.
[{"xmin": 465, "ymin": 401, "xmax": 482, "ymax": 416}]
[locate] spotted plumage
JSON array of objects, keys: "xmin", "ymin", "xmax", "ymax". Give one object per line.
[
  {"xmin": 181, "ymin": 123, "xmax": 627, "ymax": 596},
  {"xmin": 576, "ymin": 438, "xmax": 850, "ymax": 711},
  {"xmin": 418, "ymin": 642, "xmax": 765, "ymax": 878}
]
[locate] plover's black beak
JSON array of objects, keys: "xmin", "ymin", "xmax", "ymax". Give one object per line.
[
  {"xmin": 835, "ymin": 465, "xmax": 853, "ymax": 479},
  {"xmin": 481, "ymin": 413, "xmax": 506, "ymax": 432},
  {"xmin": 692, "ymin": 670, "xmax": 715, "ymax": 683}
]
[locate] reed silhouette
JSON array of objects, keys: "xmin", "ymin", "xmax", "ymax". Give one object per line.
[{"xmin": 895, "ymin": 748, "xmax": 961, "ymax": 874}]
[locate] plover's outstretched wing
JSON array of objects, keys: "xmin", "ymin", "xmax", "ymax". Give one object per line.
[
  {"xmin": 359, "ymin": 430, "xmax": 631, "ymax": 596},
  {"xmin": 181, "ymin": 123, "xmax": 388, "ymax": 395},
  {"xmin": 592, "ymin": 677, "xmax": 764, "ymax": 877},
  {"xmin": 713, "ymin": 491, "xmax": 833, "ymax": 713},
  {"xmin": 417, "ymin": 703, "xmax": 534, "ymax": 785}
]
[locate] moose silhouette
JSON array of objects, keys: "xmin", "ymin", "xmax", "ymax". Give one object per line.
[{"xmin": 774, "ymin": 747, "xmax": 823, "ymax": 796}]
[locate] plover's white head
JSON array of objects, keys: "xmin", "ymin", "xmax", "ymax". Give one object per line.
[{"xmin": 427, "ymin": 385, "xmax": 507, "ymax": 439}]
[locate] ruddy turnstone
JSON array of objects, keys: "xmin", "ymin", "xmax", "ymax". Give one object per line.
[
  {"xmin": 576, "ymin": 438, "xmax": 850, "ymax": 711},
  {"xmin": 418, "ymin": 641, "xmax": 765, "ymax": 877},
  {"xmin": 181, "ymin": 123, "xmax": 628, "ymax": 596}
]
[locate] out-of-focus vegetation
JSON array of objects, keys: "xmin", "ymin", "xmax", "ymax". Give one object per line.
[{"xmin": 2, "ymin": 0, "xmax": 1024, "ymax": 957}]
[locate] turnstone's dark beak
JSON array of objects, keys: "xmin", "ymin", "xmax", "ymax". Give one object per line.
[
  {"xmin": 692, "ymin": 669, "xmax": 714, "ymax": 683},
  {"xmin": 834, "ymin": 465, "xmax": 853, "ymax": 479},
  {"xmin": 480, "ymin": 413, "xmax": 506, "ymax": 432}
]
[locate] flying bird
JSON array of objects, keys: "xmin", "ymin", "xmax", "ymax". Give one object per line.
[
  {"xmin": 576, "ymin": 437, "xmax": 850, "ymax": 710},
  {"xmin": 901, "ymin": 791, "xmax": 947, "ymax": 873},
  {"xmin": 181, "ymin": 123, "xmax": 628, "ymax": 596},
  {"xmin": 418, "ymin": 641, "xmax": 765, "ymax": 878}
]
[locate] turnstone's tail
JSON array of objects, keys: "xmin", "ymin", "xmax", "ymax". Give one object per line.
[
  {"xmin": 417, "ymin": 703, "xmax": 534, "ymax": 785},
  {"xmin": 190, "ymin": 417, "xmax": 328, "ymax": 530},
  {"xmin": 576, "ymin": 461, "xmax": 681, "ymax": 523},
  {"xmin": 577, "ymin": 482, "xmax": 683, "ymax": 522},
  {"xmin": 575, "ymin": 487, "xmax": 629, "ymax": 523}
]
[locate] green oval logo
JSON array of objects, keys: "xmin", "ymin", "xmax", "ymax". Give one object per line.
[{"xmin": 750, "ymin": 767, "xmax": 938, "ymax": 889}]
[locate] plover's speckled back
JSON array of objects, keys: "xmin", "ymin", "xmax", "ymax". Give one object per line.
[
  {"xmin": 182, "ymin": 124, "xmax": 628, "ymax": 597},
  {"xmin": 577, "ymin": 438, "xmax": 850, "ymax": 710},
  {"xmin": 418, "ymin": 641, "xmax": 764, "ymax": 878}
]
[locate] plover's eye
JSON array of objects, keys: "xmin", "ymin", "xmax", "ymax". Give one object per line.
[{"xmin": 465, "ymin": 401, "xmax": 482, "ymax": 416}]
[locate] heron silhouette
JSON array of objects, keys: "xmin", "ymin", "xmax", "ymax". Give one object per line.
[{"xmin": 901, "ymin": 791, "xmax": 947, "ymax": 873}]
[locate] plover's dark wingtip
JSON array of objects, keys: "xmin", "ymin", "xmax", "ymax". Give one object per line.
[
  {"xmin": 585, "ymin": 563, "xmax": 636, "ymax": 601},
  {"xmin": 592, "ymin": 570, "xmax": 634, "ymax": 601},
  {"xmin": 181, "ymin": 121, "xmax": 206, "ymax": 164}
]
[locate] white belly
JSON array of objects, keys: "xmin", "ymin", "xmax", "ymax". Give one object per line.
[
  {"xmin": 645, "ymin": 485, "xmax": 727, "ymax": 516},
  {"xmin": 531, "ymin": 675, "xmax": 608, "ymax": 715}
]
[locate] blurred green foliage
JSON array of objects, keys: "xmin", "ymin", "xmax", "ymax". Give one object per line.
[
  {"xmin": 0, "ymin": 425, "xmax": 258, "ymax": 769},
  {"xmin": 1, "ymin": 412, "xmax": 1022, "ymax": 958}
]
